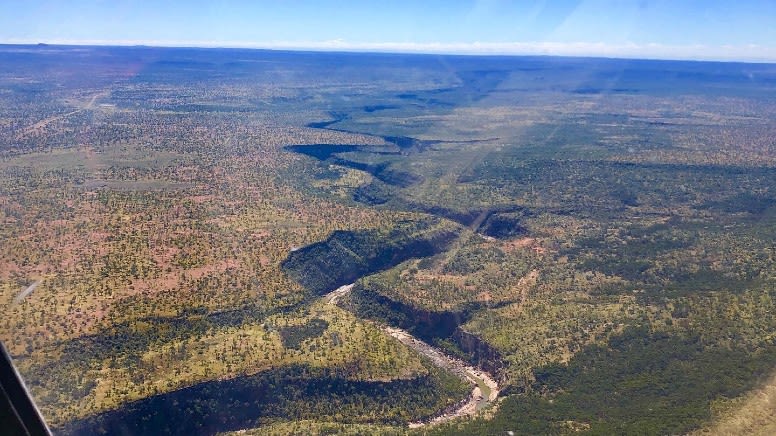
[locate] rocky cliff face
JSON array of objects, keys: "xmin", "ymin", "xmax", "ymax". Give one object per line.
[
  {"xmin": 282, "ymin": 218, "xmax": 460, "ymax": 295},
  {"xmin": 347, "ymin": 286, "xmax": 505, "ymax": 380}
]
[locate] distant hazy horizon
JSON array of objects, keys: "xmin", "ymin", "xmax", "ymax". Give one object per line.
[
  {"xmin": 2, "ymin": 1, "xmax": 776, "ymax": 63},
  {"xmin": 2, "ymin": 41, "xmax": 776, "ymax": 65}
]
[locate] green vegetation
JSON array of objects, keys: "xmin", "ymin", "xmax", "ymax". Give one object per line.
[
  {"xmin": 282, "ymin": 216, "xmax": 461, "ymax": 294},
  {"xmin": 62, "ymin": 361, "xmax": 467, "ymax": 435},
  {"xmin": 222, "ymin": 420, "xmax": 404, "ymax": 435},
  {"xmin": 435, "ymin": 327, "xmax": 776, "ymax": 435},
  {"xmin": 279, "ymin": 318, "xmax": 329, "ymax": 350},
  {"xmin": 1, "ymin": 46, "xmax": 775, "ymax": 434}
]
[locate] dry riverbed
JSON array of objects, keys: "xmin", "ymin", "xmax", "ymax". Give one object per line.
[{"xmin": 324, "ymin": 283, "xmax": 500, "ymax": 427}]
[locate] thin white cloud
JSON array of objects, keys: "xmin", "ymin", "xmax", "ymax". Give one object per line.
[{"xmin": 2, "ymin": 38, "xmax": 775, "ymax": 63}]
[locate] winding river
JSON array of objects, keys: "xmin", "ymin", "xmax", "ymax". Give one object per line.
[{"xmin": 324, "ymin": 284, "xmax": 500, "ymax": 427}]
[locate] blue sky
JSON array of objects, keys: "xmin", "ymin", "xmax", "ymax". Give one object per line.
[{"xmin": 2, "ymin": 0, "xmax": 775, "ymax": 61}]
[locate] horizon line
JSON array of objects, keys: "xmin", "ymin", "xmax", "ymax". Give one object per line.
[{"xmin": 2, "ymin": 39, "xmax": 776, "ymax": 64}]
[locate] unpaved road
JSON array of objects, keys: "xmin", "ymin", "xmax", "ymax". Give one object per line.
[
  {"xmin": 16, "ymin": 91, "xmax": 107, "ymax": 139},
  {"xmin": 323, "ymin": 283, "xmax": 500, "ymax": 427}
]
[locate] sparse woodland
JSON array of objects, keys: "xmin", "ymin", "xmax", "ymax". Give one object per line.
[{"xmin": 1, "ymin": 47, "xmax": 775, "ymax": 434}]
